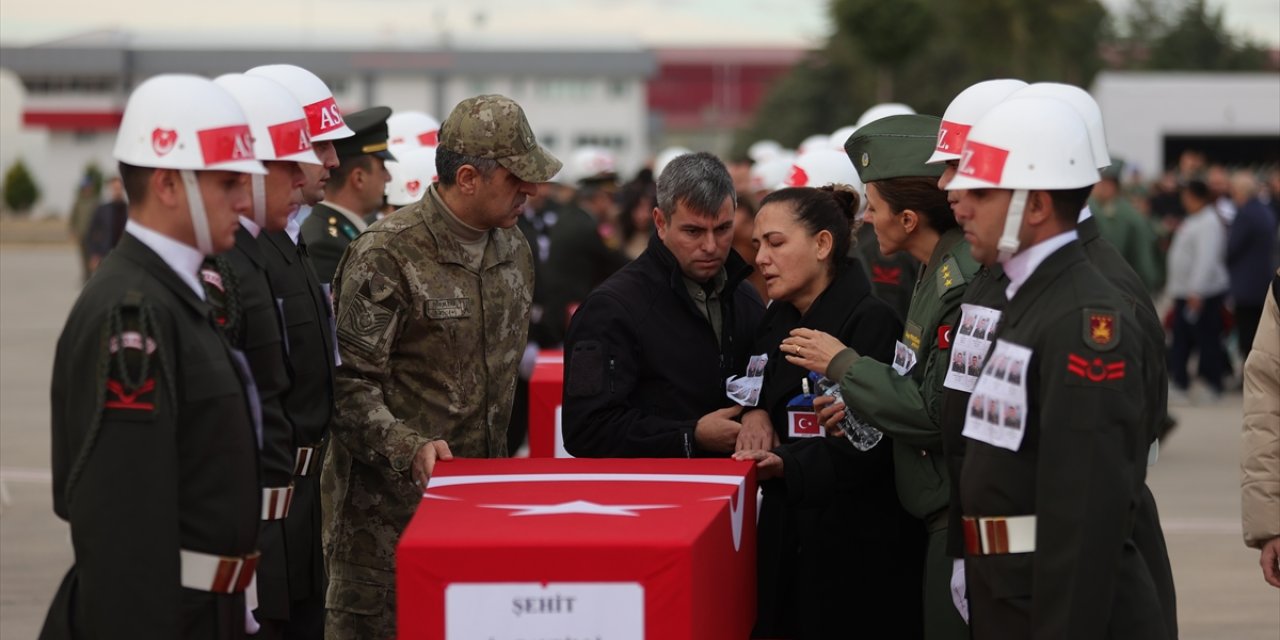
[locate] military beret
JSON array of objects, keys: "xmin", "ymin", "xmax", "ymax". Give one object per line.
[
  {"xmin": 333, "ymin": 106, "xmax": 396, "ymax": 162},
  {"xmin": 845, "ymin": 114, "xmax": 946, "ymax": 183},
  {"xmin": 438, "ymin": 94, "xmax": 563, "ymax": 183},
  {"xmin": 1100, "ymin": 158, "xmax": 1125, "ymax": 182}
]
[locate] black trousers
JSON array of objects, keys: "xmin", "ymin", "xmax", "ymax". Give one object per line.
[
  {"xmin": 1168, "ymin": 295, "xmax": 1227, "ymax": 392},
  {"xmin": 1235, "ymin": 303, "xmax": 1264, "ymax": 357}
]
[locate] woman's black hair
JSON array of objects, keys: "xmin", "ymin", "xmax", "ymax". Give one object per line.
[{"xmin": 759, "ymin": 184, "xmax": 861, "ymax": 269}]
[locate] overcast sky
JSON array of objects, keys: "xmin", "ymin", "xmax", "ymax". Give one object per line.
[{"xmin": 0, "ymin": 0, "xmax": 1275, "ymax": 48}]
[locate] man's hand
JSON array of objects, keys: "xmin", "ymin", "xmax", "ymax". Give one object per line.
[
  {"xmin": 1260, "ymin": 537, "xmax": 1280, "ymax": 588},
  {"xmin": 732, "ymin": 449, "xmax": 784, "ymax": 481},
  {"xmin": 813, "ymin": 394, "xmax": 847, "ymax": 437},
  {"xmin": 411, "ymin": 439, "xmax": 454, "ymax": 488},
  {"xmin": 736, "ymin": 409, "xmax": 778, "ymax": 452},
  {"xmin": 695, "ymin": 405, "xmax": 744, "ymax": 453}
]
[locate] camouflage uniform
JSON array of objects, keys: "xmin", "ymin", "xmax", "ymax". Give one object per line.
[{"xmin": 321, "ymin": 94, "xmax": 557, "ymax": 639}]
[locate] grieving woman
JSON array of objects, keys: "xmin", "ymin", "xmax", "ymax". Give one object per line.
[
  {"xmin": 780, "ymin": 115, "xmax": 981, "ymax": 640},
  {"xmin": 733, "ymin": 185, "xmax": 923, "ymax": 639}
]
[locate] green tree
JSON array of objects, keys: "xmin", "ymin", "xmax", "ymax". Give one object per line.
[
  {"xmin": 2, "ymin": 159, "xmax": 41, "ymax": 214},
  {"xmin": 831, "ymin": 0, "xmax": 933, "ymax": 101},
  {"xmin": 1146, "ymin": 0, "xmax": 1268, "ymax": 70}
]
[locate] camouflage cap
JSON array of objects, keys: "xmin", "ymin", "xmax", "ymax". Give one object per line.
[
  {"xmin": 845, "ymin": 114, "xmax": 946, "ymax": 183},
  {"xmin": 438, "ymin": 94, "xmax": 562, "ymax": 183}
]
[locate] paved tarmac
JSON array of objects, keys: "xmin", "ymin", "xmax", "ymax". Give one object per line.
[{"xmin": 1, "ymin": 244, "xmax": 1277, "ymax": 638}]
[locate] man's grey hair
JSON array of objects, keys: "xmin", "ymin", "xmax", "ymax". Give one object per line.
[
  {"xmin": 656, "ymin": 152, "xmax": 736, "ymax": 218},
  {"xmin": 435, "ymin": 146, "xmax": 501, "ymax": 186}
]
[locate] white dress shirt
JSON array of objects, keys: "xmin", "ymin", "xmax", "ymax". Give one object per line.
[
  {"xmin": 1003, "ymin": 230, "xmax": 1079, "ymax": 301},
  {"xmin": 124, "ymin": 219, "xmax": 206, "ymax": 301}
]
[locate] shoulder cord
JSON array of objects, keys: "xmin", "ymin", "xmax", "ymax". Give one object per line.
[{"xmin": 63, "ymin": 303, "xmax": 173, "ymax": 508}]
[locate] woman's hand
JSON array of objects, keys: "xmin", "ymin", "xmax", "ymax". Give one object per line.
[
  {"xmin": 732, "ymin": 449, "xmax": 785, "ymax": 481},
  {"xmin": 781, "ymin": 328, "xmax": 849, "ymax": 377}
]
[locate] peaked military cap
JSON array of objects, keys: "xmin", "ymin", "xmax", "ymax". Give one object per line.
[
  {"xmin": 333, "ymin": 106, "xmax": 396, "ymax": 162},
  {"xmin": 845, "ymin": 114, "xmax": 946, "ymax": 183},
  {"xmin": 438, "ymin": 94, "xmax": 563, "ymax": 183}
]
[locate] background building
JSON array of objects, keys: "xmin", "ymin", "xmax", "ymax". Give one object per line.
[{"xmin": 0, "ymin": 32, "xmax": 657, "ymax": 216}]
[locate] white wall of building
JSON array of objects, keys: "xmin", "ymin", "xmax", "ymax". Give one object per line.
[{"xmin": 1092, "ymin": 71, "xmax": 1280, "ymax": 177}]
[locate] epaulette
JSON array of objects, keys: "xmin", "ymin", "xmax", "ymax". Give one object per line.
[
  {"xmin": 935, "ymin": 255, "xmax": 967, "ymax": 297},
  {"xmin": 327, "ymin": 216, "xmax": 341, "ymax": 239}
]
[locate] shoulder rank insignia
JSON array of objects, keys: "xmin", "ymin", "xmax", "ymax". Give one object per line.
[
  {"xmin": 936, "ymin": 255, "xmax": 966, "ymax": 297},
  {"xmin": 1067, "ymin": 353, "xmax": 1125, "ymax": 382},
  {"xmin": 1083, "ymin": 308, "xmax": 1120, "ymax": 351}
]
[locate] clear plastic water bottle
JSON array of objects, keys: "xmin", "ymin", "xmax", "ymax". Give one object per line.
[{"xmin": 810, "ymin": 373, "xmax": 883, "ymax": 452}]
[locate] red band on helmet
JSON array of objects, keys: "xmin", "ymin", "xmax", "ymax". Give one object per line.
[
  {"xmin": 268, "ymin": 118, "xmax": 312, "ymax": 158},
  {"xmin": 957, "ymin": 141, "xmax": 1009, "ymax": 185},
  {"xmin": 935, "ymin": 120, "xmax": 971, "ymax": 154},
  {"xmin": 406, "ymin": 179, "xmax": 422, "ymax": 196},
  {"xmin": 197, "ymin": 125, "xmax": 255, "ymax": 166},
  {"xmin": 785, "ymin": 165, "xmax": 809, "ymax": 187},
  {"xmin": 303, "ymin": 97, "xmax": 345, "ymax": 136},
  {"xmin": 418, "ymin": 130, "xmax": 438, "ymax": 146}
]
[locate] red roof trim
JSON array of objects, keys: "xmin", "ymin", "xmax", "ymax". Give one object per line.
[{"xmin": 23, "ymin": 111, "xmax": 123, "ymax": 130}]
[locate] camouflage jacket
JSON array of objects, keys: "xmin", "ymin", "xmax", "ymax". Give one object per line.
[{"xmin": 322, "ymin": 184, "xmax": 533, "ymax": 575}]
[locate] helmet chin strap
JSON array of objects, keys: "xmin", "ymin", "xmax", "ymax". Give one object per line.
[
  {"xmin": 251, "ymin": 173, "xmax": 267, "ymax": 229},
  {"xmin": 180, "ymin": 170, "xmax": 215, "ymax": 256},
  {"xmin": 997, "ymin": 188, "xmax": 1029, "ymax": 264}
]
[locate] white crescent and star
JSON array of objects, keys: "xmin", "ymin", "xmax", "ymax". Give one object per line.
[{"xmin": 479, "ymin": 500, "xmax": 676, "ymax": 517}]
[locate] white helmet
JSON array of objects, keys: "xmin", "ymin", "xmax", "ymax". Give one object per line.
[
  {"xmin": 781, "ymin": 149, "xmax": 862, "ymax": 192},
  {"xmin": 855, "ymin": 103, "xmax": 915, "ymax": 129},
  {"xmin": 387, "ymin": 111, "xmax": 440, "ymax": 149},
  {"xmin": 214, "ymin": 73, "xmax": 321, "ymax": 228},
  {"xmin": 829, "ymin": 125, "xmax": 858, "ymax": 151},
  {"xmin": 567, "ymin": 146, "xmax": 618, "ymax": 184},
  {"xmin": 653, "ymin": 146, "xmax": 692, "ymax": 181},
  {"xmin": 1010, "ymin": 82, "xmax": 1110, "ymax": 169},
  {"xmin": 928, "ymin": 79, "xmax": 1027, "ymax": 165},
  {"xmin": 113, "ymin": 74, "xmax": 265, "ymax": 255},
  {"xmin": 797, "ymin": 134, "xmax": 832, "ymax": 157},
  {"xmin": 114, "ymin": 74, "xmax": 265, "ymax": 175},
  {"xmin": 946, "ymin": 97, "xmax": 1099, "ymax": 261},
  {"xmin": 749, "ymin": 153, "xmax": 796, "ymax": 195},
  {"xmin": 747, "ymin": 139, "xmax": 783, "ymax": 163},
  {"xmin": 384, "ymin": 146, "xmax": 438, "ymax": 206},
  {"xmin": 245, "ymin": 64, "xmax": 355, "ymax": 142}
]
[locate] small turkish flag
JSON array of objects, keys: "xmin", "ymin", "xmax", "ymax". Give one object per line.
[
  {"xmin": 788, "ymin": 410, "xmax": 820, "ymax": 437},
  {"xmin": 938, "ymin": 325, "xmax": 953, "ymax": 350}
]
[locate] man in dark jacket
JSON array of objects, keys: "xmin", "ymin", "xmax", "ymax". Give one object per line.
[
  {"xmin": 562, "ymin": 152, "xmax": 765, "ymax": 457},
  {"xmin": 1227, "ymin": 170, "xmax": 1280, "ymax": 355}
]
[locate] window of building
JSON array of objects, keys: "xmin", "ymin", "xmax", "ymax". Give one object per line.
[
  {"xmin": 573, "ymin": 134, "xmax": 626, "ymax": 150},
  {"xmin": 607, "ymin": 79, "xmax": 628, "ymax": 99},
  {"xmin": 535, "ymin": 79, "xmax": 594, "ymax": 100},
  {"xmin": 22, "ymin": 75, "xmax": 119, "ymax": 95}
]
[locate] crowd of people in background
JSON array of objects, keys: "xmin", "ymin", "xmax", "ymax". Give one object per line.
[{"xmin": 47, "ymin": 63, "xmax": 1280, "ymax": 640}]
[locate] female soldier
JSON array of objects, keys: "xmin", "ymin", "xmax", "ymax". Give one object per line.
[
  {"xmin": 776, "ymin": 115, "xmax": 981, "ymax": 640},
  {"xmin": 733, "ymin": 185, "xmax": 923, "ymax": 639}
]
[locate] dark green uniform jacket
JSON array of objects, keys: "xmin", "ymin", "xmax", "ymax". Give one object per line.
[
  {"xmin": 831, "ymin": 228, "xmax": 980, "ymax": 521},
  {"xmin": 300, "ymin": 203, "xmax": 363, "ymax": 285},
  {"xmin": 751, "ymin": 263, "xmax": 923, "ymax": 640},
  {"xmin": 959, "ymin": 241, "xmax": 1165, "ymax": 639},
  {"xmin": 43, "ymin": 233, "xmax": 260, "ymax": 640},
  {"xmin": 258, "ymin": 228, "xmax": 337, "ymax": 615}
]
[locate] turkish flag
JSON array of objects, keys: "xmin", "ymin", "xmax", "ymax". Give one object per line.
[
  {"xmin": 789, "ymin": 410, "xmax": 821, "ymax": 437},
  {"xmin": 527, "ymin": 351, "xmax": 569, "ymax": 458},
  {"xmin": 398, "ymin": 458, "xmax": 757, "ymax": 640}
]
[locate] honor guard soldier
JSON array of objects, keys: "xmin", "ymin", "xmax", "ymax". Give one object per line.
[
  {"xmin": 323, "ymin": 94, "xmax": 558, "ymax": 638},
  {"xmin": 946, "ymin": 97, "xmax": 1166, "ymax": 638},
  {"xmin": 205, "ymin": 73, "xmax": 324, "ymax": 637},
  {"xmin": 41, "ymin": 75, "xmax": 266, "ymax": 640},
  {"xmin": 245, "ymin": 64, "xmax": 351, "ymax": 638},
  {"xmin": 299, "ymin": 106, "xmax": 396, "ymax": 284}
]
